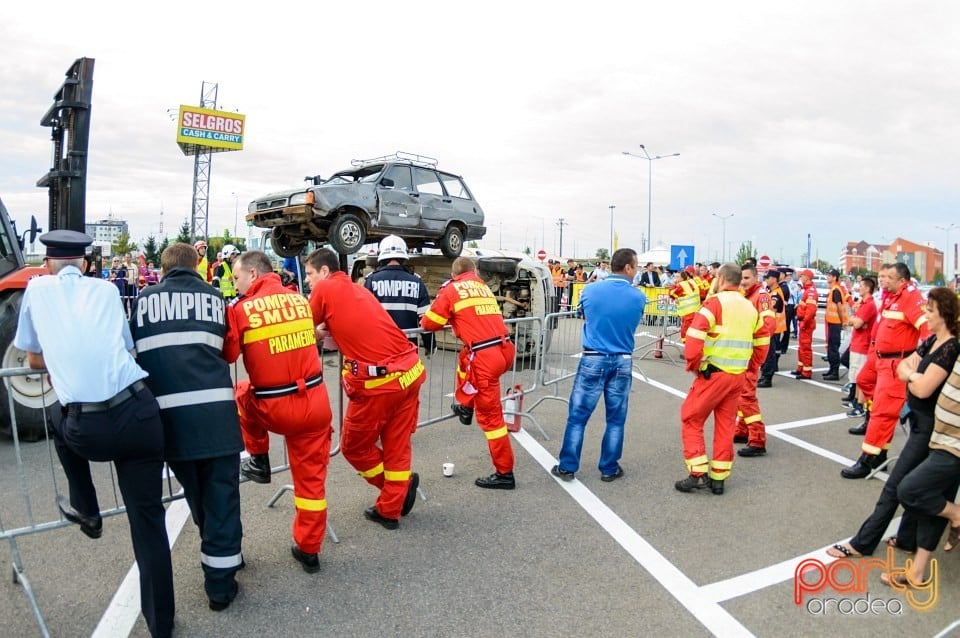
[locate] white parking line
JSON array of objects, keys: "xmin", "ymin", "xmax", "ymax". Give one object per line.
[
  {"xmin": 92, "ymin": 499, "xmax": 192, "ymax": 638},
  {"xmin": 511, "ymin": 428, "xmax": 753, "ymax": 637}
]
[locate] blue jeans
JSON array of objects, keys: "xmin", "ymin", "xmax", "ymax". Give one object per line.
[{"xmin": 557, "ymin": 354, "xmax": 633, "ymax": 475}]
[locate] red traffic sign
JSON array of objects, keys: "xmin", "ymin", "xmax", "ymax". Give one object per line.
[
  {"xmin": 537, "ymin": 249, "xmax": 547, "ymax": 261},
  {"xmin": 758, "ymin": 254, "xmax": 772, "ymax": 271}
]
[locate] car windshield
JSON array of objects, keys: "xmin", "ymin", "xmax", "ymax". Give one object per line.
[{"xmin": 323, "ymin": 164, "xmax": 385, "ymax": 185}]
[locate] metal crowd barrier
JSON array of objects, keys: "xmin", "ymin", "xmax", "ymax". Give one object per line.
[
  {"xmin": 0, "ymin": 357, "xmax": 343, "ymax": 638},
  {"xmin": 634, "ymin": 286, "xmax": 683, "ymax": 364}
]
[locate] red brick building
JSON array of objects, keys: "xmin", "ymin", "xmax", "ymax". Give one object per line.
[{"xmin": 840, "ymin": 237, "xmax": 943, "ymax": 282}]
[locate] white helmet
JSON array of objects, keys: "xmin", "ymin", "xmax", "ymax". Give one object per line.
[
  {"xmin": 378, "ymin": 235, "xmax": 408, "ymax": 262},
  {"xmin": 222, "ymin": 244, "xmax": 240, "ymax": 258}
]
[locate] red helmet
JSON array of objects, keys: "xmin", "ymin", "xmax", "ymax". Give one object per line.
[{"xmin": 194, "ymin": 240, "xmax": 207, "ymax": 250}]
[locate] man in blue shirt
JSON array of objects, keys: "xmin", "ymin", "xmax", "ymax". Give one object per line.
[
  {"xmin": 552, "ymin": 248, "xmax": 645, "ymax": 482},
  {"xmin": 14, "ymin": 230, "xmax": 174, "ymax": 638}
]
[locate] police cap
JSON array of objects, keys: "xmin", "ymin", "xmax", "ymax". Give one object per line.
[
  {"xmin": 764, "ymin": 269, "xmax": 780, "ymax": 280},
  {"xmin": 39, "ymin": 230, "xmax": 93, "ymax": 259}
]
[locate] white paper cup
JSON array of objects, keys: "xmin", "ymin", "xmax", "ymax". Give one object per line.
[{"xmin": 442, "ymin": 462, "xmax": 455, "ymax": 477}]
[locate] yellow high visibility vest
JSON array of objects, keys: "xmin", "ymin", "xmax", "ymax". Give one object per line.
[
  {"xmin": 825, "ymin": 284, "xmax": 844, "ymax": 324},
  {"xmin": 676, "ymin": 280, "xmax": 701, "ymax": 317},
  {"xmin": 770, "ymin": 288, "xmax": 787, "ymax": 334},
  {"xmin": 197, "ymin": 257, "xmax": 208, "ymax": 282},
  {"xmin": 218, "ymin": 261, "xmax": 236, "ymax": 298},
  {"xmin": 701, "ymin": 291, "xmax": 758, "ymax": 375}
]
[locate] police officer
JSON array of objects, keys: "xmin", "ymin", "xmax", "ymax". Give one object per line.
[
  {"xmin": 421, "ymin": 257, "xmax": 518, "ymax": 489},
  {"xmin": 364, "ymin": 235, "xmax": 433, "ymax": 353},
  {"xmin": 223, "ymin": 250, "xmax": 333, "ymax": 573},
  {"xmin": 306, "ymin": 248, "xmax": 426, "ymax": 530},
  {"xmin": 212, "ymin": 243, "xmax": 240, "ymax": 300},
  {"xmin": 130, "ymin": 242, "xmax": 244, "ymax": 611},
  {"xmin": 758, "ymin": 269, "xmax": 786, "ymax": 388},
  {"xmin": 14, "ymin": 231, "xmax": 174, "ymax": 638}
]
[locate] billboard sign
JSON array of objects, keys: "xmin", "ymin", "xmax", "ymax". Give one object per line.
[{"xmin": 176, "ymin": 105, "xmax": 245, "ymax": 151}]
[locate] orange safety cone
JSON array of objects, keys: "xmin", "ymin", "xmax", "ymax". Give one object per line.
[{"xmin": 504, "ymin": 384, "xmax": 524, "ymax": 432}]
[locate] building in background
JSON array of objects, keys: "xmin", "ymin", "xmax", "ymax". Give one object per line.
[
  {"xmin": 840, "ymin": 237, "xmax": 943, "ymax": 282},
  {"xmin": 86, "ymin": 218, "xmax": 128, "ymax": 257}
]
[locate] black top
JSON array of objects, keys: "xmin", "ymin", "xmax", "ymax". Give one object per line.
[{"xmin": 907, "ymin": 335, "xmax": 960, "ymax": 428}]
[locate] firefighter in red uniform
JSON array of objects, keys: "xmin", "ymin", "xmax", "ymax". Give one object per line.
[
  {"xmin": 734, "ymin": 264, "xmax": 775, "ymax": 457},
  {"xmin": 842, "ymin": 262, "xmax": 928, "ymax": 478},
  {"xmin": 848, "ymin": 268, "xmax": 889, "ymax": 436},
  {"xmin": 670, "ymin": 266, "xmax": 701, "ymax": 342},
  {"xmin": 421, "ymin": 257, "xmax": 517, "ymax": 490},
  {"xmin": 222, "ymin": 250, "xmax": 333, "ymax": 574},
  {"xmin": 792, "ymin": 269, "xmax": 818, "ymax": 379},
  {"xmin": 304, "ymin": 248, "xmax": 426, "ymax": 529},
  {"xmin": 675, "ymin": 264, "xmax": 763, "ymax": 496}
]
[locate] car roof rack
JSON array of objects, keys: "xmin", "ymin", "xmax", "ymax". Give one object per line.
[{"xmin": 351, "ymin": 151, "xmax": 438, "ymax": 169}]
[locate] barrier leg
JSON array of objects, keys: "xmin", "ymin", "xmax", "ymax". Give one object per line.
[{"xmin": 8, "ymin": 538, "xmax": 52, "ymax": 637}]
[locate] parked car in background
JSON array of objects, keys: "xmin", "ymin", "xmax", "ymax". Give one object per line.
[
  {"xmin": 246, "ymin": 152, "xmax": 486, "ymax": 259},
  {"xmin": 813, "ymin": 277, "xmax": 830, "ymax": 307}
]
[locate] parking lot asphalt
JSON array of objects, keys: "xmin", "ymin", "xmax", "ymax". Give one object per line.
[{"xmin": 3, "ymin": 316, "xmax": 960, "ymax": 637}]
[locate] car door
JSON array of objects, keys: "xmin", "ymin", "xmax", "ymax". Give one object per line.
[
  {"xmin": 412, "ymin": 167, "xmax": 453, "ymax": 233},
  {"xmin": 437, "ymin": 172, "xmax": 481, "ymax": 226},
  {"xmin": 377, "ymin": 165, "xmax": 420, "ymax": 229}
]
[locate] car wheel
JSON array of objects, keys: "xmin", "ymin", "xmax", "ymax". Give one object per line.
[
  {"xmin": 440, "ymin": 226, "xmax": 464, "ymax": 258},
  {"xmin": 329, "ymin": 214, "xmax": 366, "ymax": 255},
  {"xmin": 479, "ymin": 258, "xmax": 517, "ymax": 275},
  {"xmin": 0, "ymin": 291, "xmax": 61, "ymax": 442},
  {"xmin": 270, "ymin": 228, "xmax": 306, "ymax": 258}
]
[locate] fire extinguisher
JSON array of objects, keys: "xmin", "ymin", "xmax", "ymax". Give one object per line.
[
  {"xmin": 654, "ymin": 334, "xmax": 664, "ymax": 359},
  {"xmin": 504, "ymin": 384, "xmax": 524, "ymax": 432}
]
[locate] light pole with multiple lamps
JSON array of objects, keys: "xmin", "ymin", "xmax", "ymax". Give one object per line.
[
  {"xmin": 935, "ymin": 223, "xmax": 958, "ymax": 285},
  {"xmin": 608, "ymin": 204, "xmax": 616, "ymax": 260},
  {"xmin": 622, "ymin": 145, "xmax": 680, "ymax": 253},
  {"xmin": 712, "ymin": 212, "xmax": 734, "ymax": 261}
]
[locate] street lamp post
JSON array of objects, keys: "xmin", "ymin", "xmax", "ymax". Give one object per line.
[
  {"xmin": 622, "ymin": 145, "xmax": 680, "ymax": 253},
  {"xmin": 712, "ymin": 213, "xmax": 734, "ymax": 261},
  {"xmin": 231, "ymin": 191, "xmax": 239, "ymax": 240},
  {"xmin": 608, "ymin": 204, "xmax": 616, "ymax": 260},
  {"xmin": 935, "ymin": 223, "xmax": 959, "ymax": 284}
]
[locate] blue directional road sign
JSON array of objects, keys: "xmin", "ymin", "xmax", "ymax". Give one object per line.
[{"xmin": 670, "ymin": 245, "xmax": 695, "ymax": 271}]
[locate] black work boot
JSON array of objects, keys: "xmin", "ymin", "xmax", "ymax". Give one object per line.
[
  {"xmin": 756, "ymin": 376, "xmax": 772, "ymax": 388},
  {"xmin": 241, "ymin": 454, "xmax": 271, "ymax": 484},
  {"xmin": 848, "ymin": 410, "xmax": 869, "ymax": 435},
  {"xmin": 841, "ymin": 453, "xmax": 876, "ymax": 479},
  {"xmin": 822, "ymin": 367, "xmax": 840, "ymax": 381},
  {"xmin": 450, "ymin": 403, "xmax": 474, "ymax": 425},
  {"xmin": 475, "ymin": 472, "xmax": 515, "ymax": 490},
  {"xmin": 674, "ymin": 474, "xmax": 710, "ymax": 492}
]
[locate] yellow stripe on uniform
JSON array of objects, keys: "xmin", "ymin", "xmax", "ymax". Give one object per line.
[
  {"xmin": 358, "ymin": 463, "xmax": 384, "ymax": 478},
  {"xmin": 452, "ymin": 297, "xmax": 500, "ymax": 312},
  {"xmin": 881, "ymin": 310, "xmax": 905, "ymax": 320},
  {"xmin": 686, "ymin": 328, "xmax": 707, "ymax": 341},
  {"xmin": 484, "ymin": 426, "xmax": 509, "ymax": 440},
  {"xmin": 243, "ymin": 318, "xmax": 315, "ymax": 344},
  {"xmin": 424, "ymin": 310, "xmax": 448, "ymax": 326},
  {"xmin": 384, "ymin": 469, "xmax": 411, "ymax": 481},
  {"xmin": 743, "ymin": 413, "xmax": 763, "ymax": 424},
  {"xmin": 294, "ymin": 496, "xmax": 327, "ymax": 512},
  {"xmin": 364, "ymin": 371, "xmax": 402, "ymax": 389},
  {"xmin": 753, "ymin": 336, "xmax": 770, "ymax": 346}
]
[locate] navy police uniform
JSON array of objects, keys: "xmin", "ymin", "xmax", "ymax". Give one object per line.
[
  {"xmin": 14, "ymin": 231, "xmax": 174, "ymax": 638},
  {"xmin": 365, "ymin": 263, "xmax": 433, "ymax": 351},
  {"xmin": 130, "ymin": 265, "xmax": 244, "ymax": 610}
]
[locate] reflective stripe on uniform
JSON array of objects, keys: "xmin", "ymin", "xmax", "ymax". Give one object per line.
[
  {"xmin": 381, "ymin": 302, "xmax": 421, "ymax": 313},
  {"xmin": 243, "ymin": 318, "xmax": 315, "ymax": 344},
  {"xmin": 686, "ymin": 328, "xmax": 707, "ymax": 341},
  {"xmin": 155, "ymin": 387, "xmax": 236, "ymax": 410},
  {"xmin": 359, "ymin": 463, "xmax": 384, "ymax": 478},
  {"xmin": 200, "ymin": 552, "xmax": 244, "ymax": 569},
  {"xmin": 453, "ymin": 297, "xmax": 501, "ymax": 313},
  {"xmin": 882, "ymin": 310, "xmax": 904, "ymax": 320},
  {"xmin": 862, "ymin": 442, "xmax": 883, "ymax": 455},
  {"xmin": 915, "ymin": 316, "xmax": 928, "ymax": 329},
  {"xmin": 363, "ymin": 361, "xmax": 426, "ymax": 390},
  {"xmin": 135, "ymin": 331, "xmax": 224, "ymax": 353},
  {"xmin": 484, "ymin": 426, "xmax": 509, "ymax": 440},
  {"xmin": 384, "ymin": 469, "xmax": 411, "ymax": 481},
  {"xmin": 685, "ymin": 454, "xmax": 709, "ymax": 474},
  {"xmin": 294, "ymin": 496, "xmax": 327, "ymax": 512},
  {"xmin": 743, "ymin": 413, "xmax": 763, "ymax": 424},
  {"xmin": 425, "ymin": 310, "xmax": 448, "ymax": 326},
  {"xmin": 753, "ymin": 336, "xmax": 770, "ymax": 346}
]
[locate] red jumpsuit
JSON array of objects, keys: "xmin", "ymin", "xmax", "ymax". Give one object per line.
[
  {"xmin": 795, "ymin": 281, "xmax": 818, "ymax": 378},
  {"xmin": 309, "ymin": 271, "xmax": 425, "ymax": 520},
  {"xmin": 734, "ymin": 283, "xmax": 775, "ymax": 447},
  {"xmin": 223, "ymin": 273, "xmax": 332, "ymax": 555},
  {"xmin": 862, "ymin": 281, "xmax": 928, "ymax": 456},
  {"xmin": 681, "ymin": 288, "xmax": 762, "ymax": 481},
  {"xmin": 421, "ymin": 271, "xmax": 516, "ymax": 474}
]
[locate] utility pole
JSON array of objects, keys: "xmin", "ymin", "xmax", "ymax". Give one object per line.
[
  {"xmin": 608, "ymin": 204, "xmax": 616, "ymax": 260},
  {"xmin": 557, "ymin": 218, "xmax": 568, "ymax": 257}
]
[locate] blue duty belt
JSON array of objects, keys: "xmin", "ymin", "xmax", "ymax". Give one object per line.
[
  {"xmin": 68, "ymin": 380, "xmax": 148, "ymax": 414},
  {"xmin": 253, "ymin": 373, "xmax": 323, "ymax": 399},
  {"xmin": 470, "ymin": 335, "xmax": 511, "ymax": 352}
]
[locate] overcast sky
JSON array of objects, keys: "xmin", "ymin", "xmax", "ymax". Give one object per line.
[{"xmin": 2, "ymin": 1, "xmax": 958, "ymax": 271}]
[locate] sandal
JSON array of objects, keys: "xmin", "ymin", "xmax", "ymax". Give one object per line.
[
  {"xmin": 946, "ymin": 526, "xmax": 960, "ymax": 552},
  {"xmin": 880, "ymin": 572, "xmax": 909, "ymax": 589},
  {"xmin": 827, "ymin": 543, "xmax": 863, "ymax": 559},
  {"xmin": 885, "ymin": 536, "xmax": 917, "ymax": 553}
]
